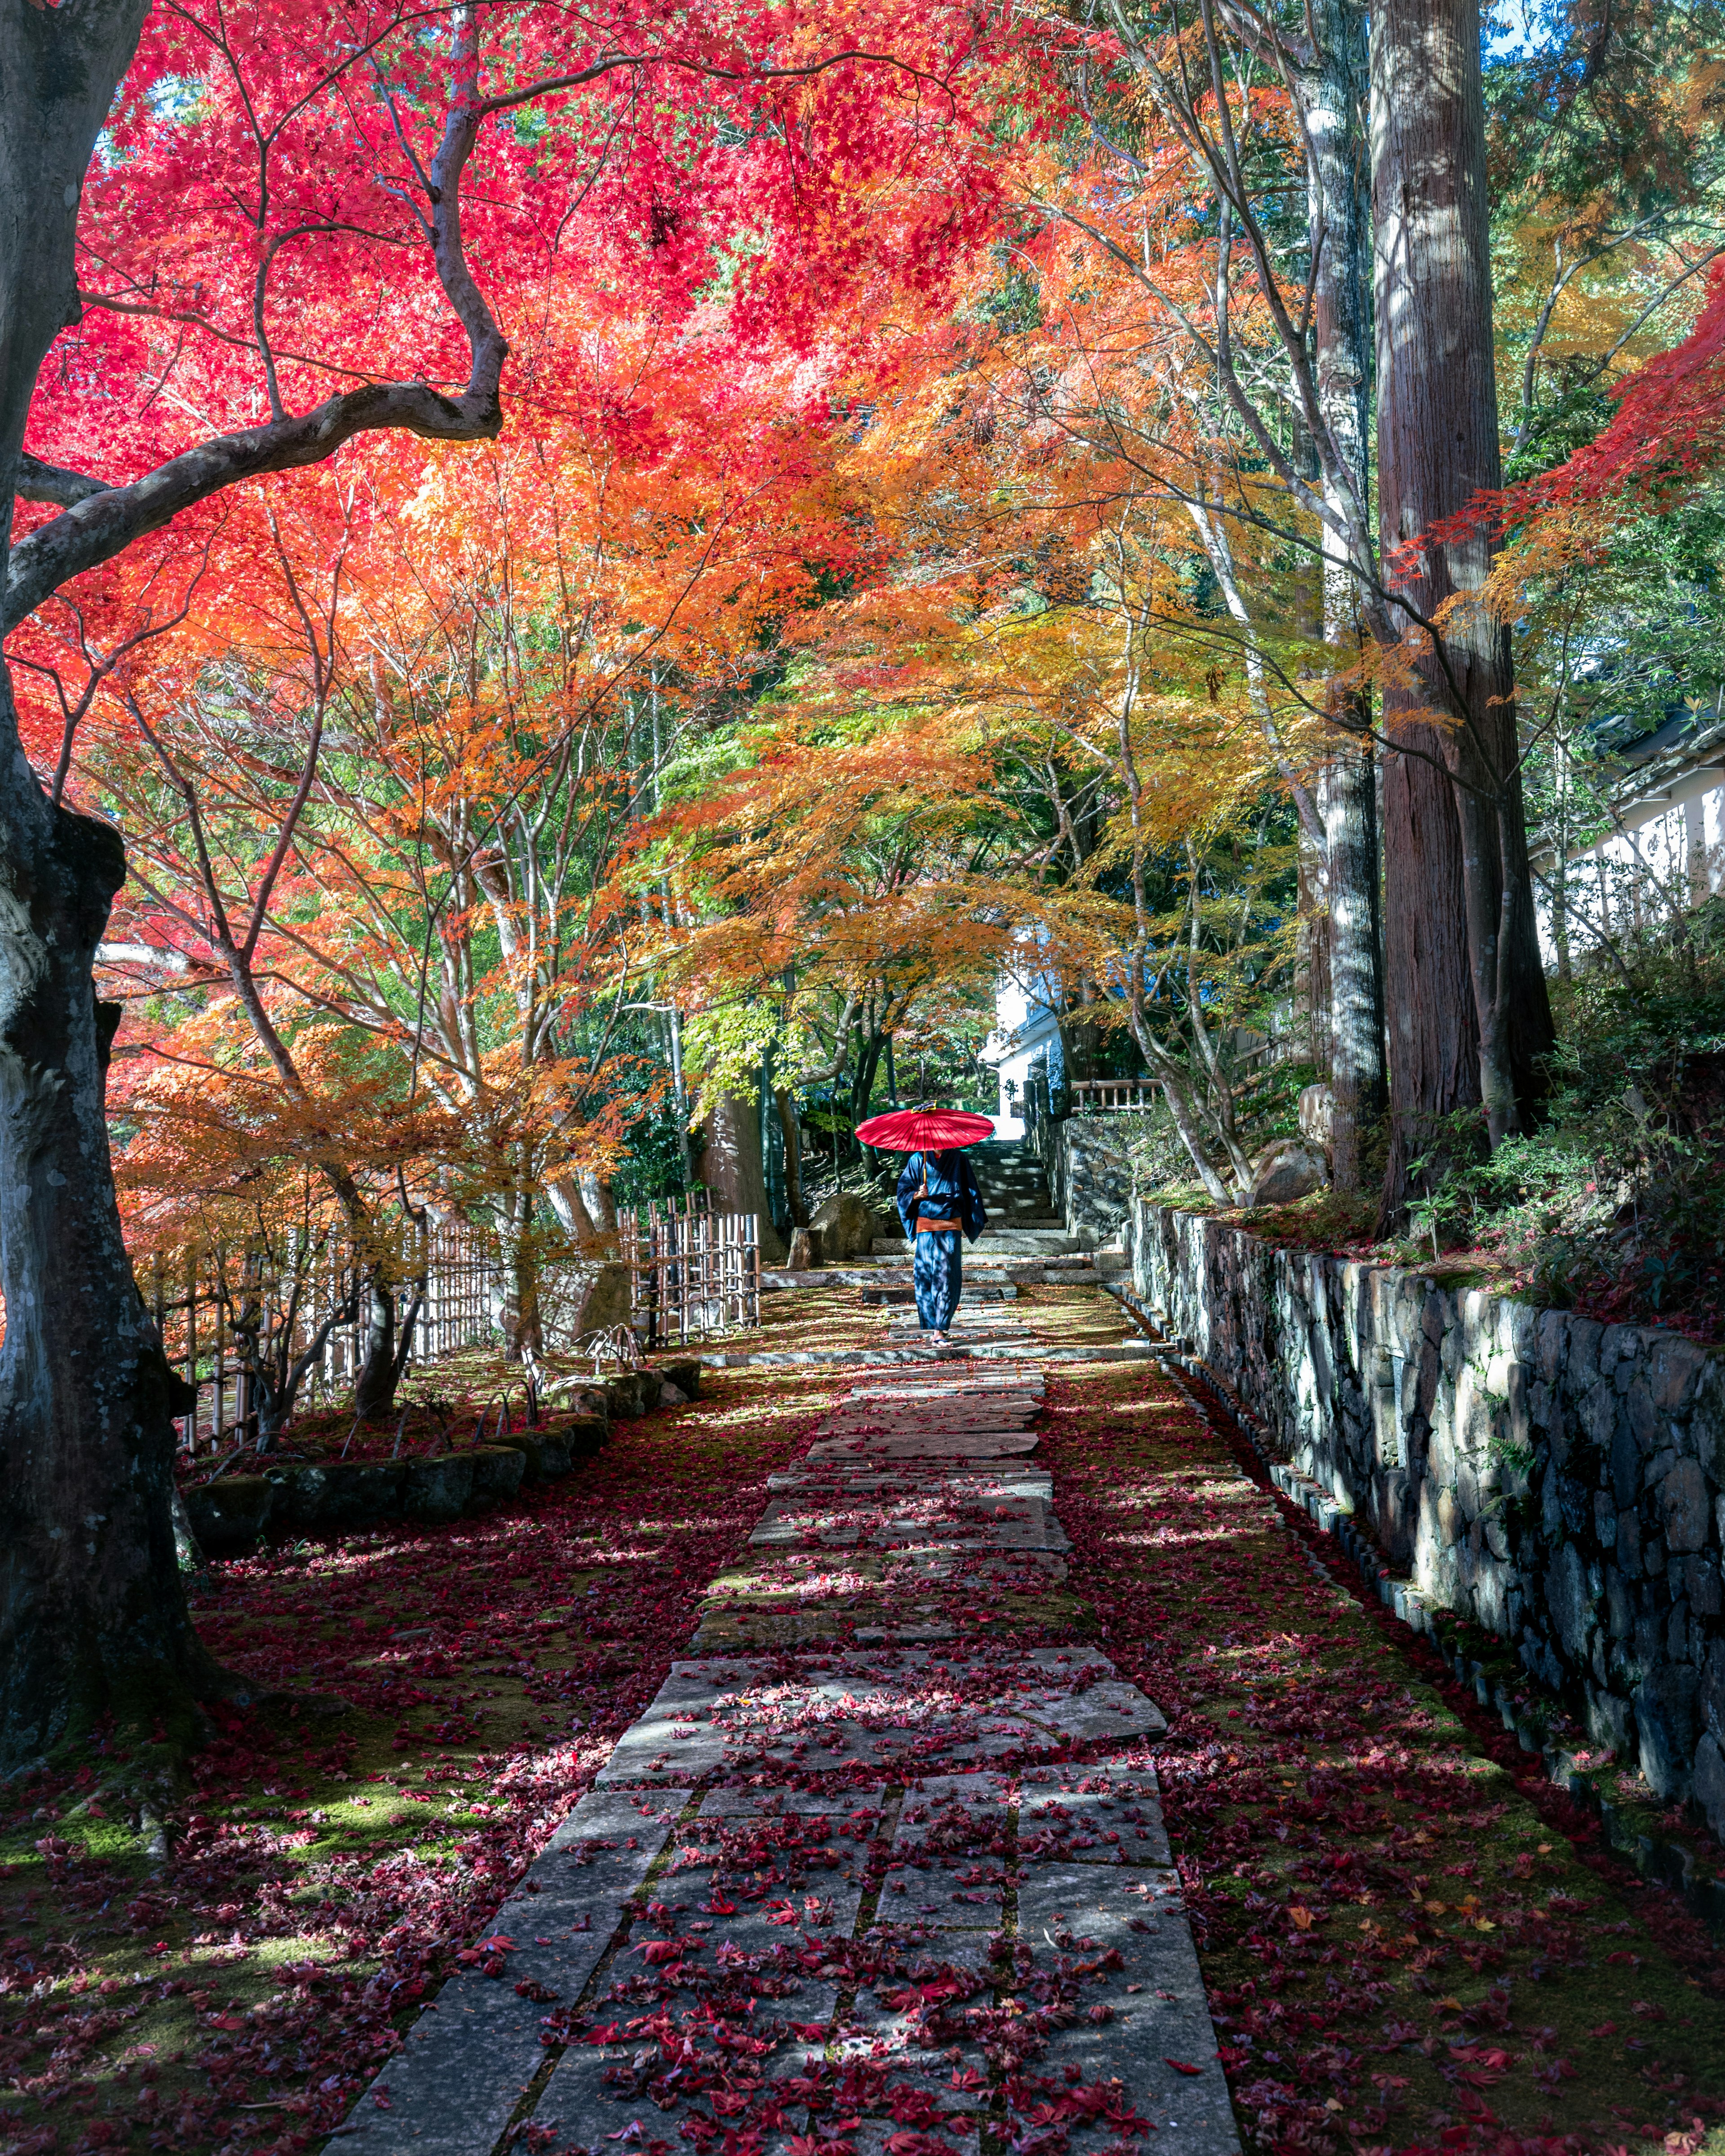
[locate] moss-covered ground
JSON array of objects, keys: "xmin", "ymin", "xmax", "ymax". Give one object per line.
[{"xmin": 2, "ymin": 1281, "xmax": 1721, "ymax": 2156}]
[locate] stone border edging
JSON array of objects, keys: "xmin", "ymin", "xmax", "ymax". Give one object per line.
[
  {"xmin": 1128, "ymin": 1206, "xmax": 1725, "ymax": 1851},
  {"xmin": 180, "ymin": 1361, "xmax": 702, "ymax": 1558}
]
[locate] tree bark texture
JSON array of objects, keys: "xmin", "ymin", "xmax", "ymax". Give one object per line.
[
  {"xmin": 0, "ymin": 770, "xmax": 229, "ymax": 1756},
  {"xmin": 357, "ymin": 1272, "xmax": 407, "ymax": 1405},
  {"xmin": 1370, "ymin": 0, "xmax": 1553, "ymax": 1213},
  {"xmin": 0, "ymin": 0, "xmax": 241, "ymax": 1765},
  {"xmin": 774, "ymin": 1087, "xmax": 809, "ymax": 1228},
  {"xmin": 850, "ymin": 1036, "xmax": 884, "ymax": 1133},
  {"xmin": 1321, "ymin": 739, "xmax": 1385, "ymax": 1190},
  {"xmin": 700, "ymin": 1090, "xmax": 786, "ymax": 1259},
  {"xmin": 577, "ymin": 1169, "xmax": 618, "ymax": 1234},
  {"xmin": 1304, "ymin": 0, "xmax": 1386, "ymax": 1188}
]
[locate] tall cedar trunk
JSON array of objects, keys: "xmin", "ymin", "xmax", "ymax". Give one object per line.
[
  {"xmin": 1378, "ymin": 748, "xmax": 1477, "ymax": 1195},
  {"xmin": 1371, "ymin": 0, "xmax": 1553, "ymax": 1214},
  {"xmin": 0, "ymin": 0, "xmax": 237, "ymax": 1765},
  {"xmin": 1306, "ymin": 0, "xmax": 1386, "ymax": 1186}
]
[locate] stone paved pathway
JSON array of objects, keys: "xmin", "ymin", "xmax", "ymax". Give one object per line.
[{"xmin": 333, "ymin": 1306, "xmax": 1240, "ymax": 2156}]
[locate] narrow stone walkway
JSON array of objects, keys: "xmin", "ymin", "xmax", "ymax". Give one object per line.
[{"xmin": 334, "ymin": 1303, "xmax": 1239, "ymax": 2156}]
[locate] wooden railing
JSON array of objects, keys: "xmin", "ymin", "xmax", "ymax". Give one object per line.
[{"xmin": 1069, "ymin": 1079, "xmax": 1159, "ymax": 1113}]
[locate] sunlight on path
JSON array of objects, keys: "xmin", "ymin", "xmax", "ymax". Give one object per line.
[{"xmin": 334, "ymin": 1297, "xmax": 1241, "ymax": 2156}]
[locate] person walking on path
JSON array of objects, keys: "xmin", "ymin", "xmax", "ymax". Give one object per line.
[{"xmin": 895, "ymin": 1148, "xmax": 986, "ymax": 1340}]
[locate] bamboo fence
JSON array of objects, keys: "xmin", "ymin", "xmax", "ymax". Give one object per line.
[
  {"xmin": 150, "ymin": 1201, "xmax": 761, "ymax": 1449},
  {"xmin": 150, "ymin": 1228, "xmax": 502, "ymax": 1454},
  {"xmin": 617, "ymin": 1192, "xmax": 760, "ymax": 1348}
]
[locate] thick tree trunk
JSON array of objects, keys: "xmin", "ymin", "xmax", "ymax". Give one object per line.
[
  {"xmin": 701, "ymin": 1089, "xmax": 786, "ymax": 1259},
  {"xmin": 577, "ymin": 1169, "xmax": 617, "ymax": 1233},
  {"xmin": 1371, "ymin": 0, "xmax": 1554, "ymax": 1216},
  {"xmin": 547, "ymin": 1177, "xmax": 601, "ymax": 1242},
  {"xmin": 1377, "ymin": 746, "xmax": 1478, "ymax": 1201},
  {"xmin": 484, "ymin": 1190, "xmax": 546, "ymax": 1367},
  {"xmin": 0, "ymin": 0, "xmax": 236, "ymax": 1767},
  {"xmin": 0, "ymin": 773, "xmax": 227, "ymax": 1759},
  {"xmin": 355, "ymin": 1269, "xmax": 404, "ymax": 1409}
]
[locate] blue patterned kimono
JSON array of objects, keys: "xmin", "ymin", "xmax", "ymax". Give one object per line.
[{"xmin": 896, "ymin": 1149, "xmax": 987, "ymax": 1331}]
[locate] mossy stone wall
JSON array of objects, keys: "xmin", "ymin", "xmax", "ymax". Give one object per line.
[{"xmin": 1132, "ymin": 1203, "xmax": 1725, "ymax": 1841}]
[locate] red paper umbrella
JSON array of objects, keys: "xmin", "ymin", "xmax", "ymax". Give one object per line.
[{"xmin": 853, "ymin": 1108, "xmax": 996, "ymax": 1152}]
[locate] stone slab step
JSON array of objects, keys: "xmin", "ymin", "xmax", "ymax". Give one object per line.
[
  {"xmin": 762, "ymin": 1265, "xmax": 1018, "ymax": 1290},
  {"xmin": 593, "ymin": 1645, "xmax": 1166, "ymax": 1785},
  {"xmin": 697, "ymin": 1346, "xmax": 1011, "ymax": 1368},
  {"xmin": 969, "ymin": 1341, "xmax": 1156, "ymax": 1364},
  {"xmin": 749, "ymin": 1514, "xmax": 1070, "ymax": 1553},
  {"xmin": 818, "ymin": 1395, "xmax": 1040, "ymax": 1425},
  {"xmin": 841, "ymin": 1380, "xmax": 1044, "ymax": 1397},
  {"xmin": 808, "ymin": 1430, "xmax": 1042, "ymax": 1461},
  {"xmin": 767, "ymin": 1466, "xmax": 1054, "ymax": 1495},
  {"xmin": 869, "ymin": 1231, "xmax": 1080, "ymax": 1255}
]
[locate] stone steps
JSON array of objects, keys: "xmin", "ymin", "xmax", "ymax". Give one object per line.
[{"xmin": 871, "ymin": 1228, "xmax": 1081, "ymax": 1256}]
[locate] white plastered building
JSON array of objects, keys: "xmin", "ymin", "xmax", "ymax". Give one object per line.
[
  {"xmin": 1532, "ymin": 718, "xmax": 1725, "ymax": 964},
  {"xmin": 979, "ymin": 980, "xmax": 1064, "ymax": 1140}
]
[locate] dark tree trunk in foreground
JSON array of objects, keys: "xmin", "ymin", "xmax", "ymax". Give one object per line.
[
  {"xmin": 0, "ymin": 771, "xmax": 230, "ymax": 1761},
  {"xmin": 0, "ymin": 757, "xmax": 230, "ymax": 1756},
  {"xmin": 0, "ymin": 0, "xmax": 234, "ymax": 1766},
  {"xmin": 1371, "ymin": 0, "xmax": 1553, "ymax": 1218}
]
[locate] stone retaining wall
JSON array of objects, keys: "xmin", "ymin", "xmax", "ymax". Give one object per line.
[
  {"xmin": 1130, "ymin": 1203, "xmax": 1725, "ymax": 1840},
  {"xmin": 1044, "ymin": 1116, "xmax": 1136, "ymax": 1246}
]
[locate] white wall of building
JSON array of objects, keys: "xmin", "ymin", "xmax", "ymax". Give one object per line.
[
  {"xmin": 1536, "ymin": 760, "xmax": 1725, "ymax": 964},
  {"xmin": 980, "ymin": 980, "xmax": 1062, "ymax": 1140}
]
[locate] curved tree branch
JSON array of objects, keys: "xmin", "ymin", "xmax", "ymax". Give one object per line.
[
  {"xmin": 15, "ymin": 451, "xmax": 111, "ymax": 507},
  {"xmin": 4, "ymin": 28, "xmax": 504, "ymax": 632}
]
